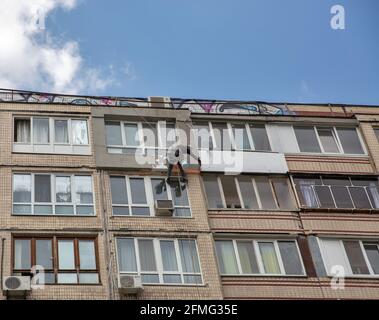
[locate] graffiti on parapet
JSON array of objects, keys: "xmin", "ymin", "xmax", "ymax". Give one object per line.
[
  {"xmin": 171, "ymin": 99, "xmax": 293, "ymax": 115},
  {"xmin": 0, "ymin": 89, "xmax": 294, "ymax": 116}
]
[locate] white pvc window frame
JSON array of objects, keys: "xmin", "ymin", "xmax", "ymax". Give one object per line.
[
  {"xmin": 12, "ymin": 173, "xmax": 95, "ymax": 216},
  {"xmin": 105, "ymin": 120, "xmax": 176, "ymax": 153},
  {"xmin": 13, "ymin": 116, "xmax": 90, "ymax": 147},
  {"xmin": 318, "ymin": 238, "xmax": 379, "ymax": 278},
  {"xmin": 110, "ymin": 175, "xmax": 192, "ymax": 218},
  {"xmin": 294, "ymin": 175, "xmax": 379, "ymax": 209},
  {"xmin": 215, "ymin": 239, "xmax": 305, "ymax": 276},
  {"xmin": 204, "ymin": 175, "xmax": 295, "ymax": 211},
  {"xmin": 116, "ymin": 237, "xmax": 203, "ymax": 285},
  {"xmin": 193, "ymin": 121, "xmax": 272, "ymax": 152},
  {"xmin": 292, "ymin": 125, "xmax": 367, "ymax": 156}
]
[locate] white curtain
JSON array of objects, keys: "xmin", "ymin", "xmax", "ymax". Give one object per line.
[
  {"xmin": 14, "ymin": 239, "xmax": 31, "ymax": 269},
  {"xmin": 78, "ymin": 240, "xmax": 96, "ymax": 270},
  {"xmin": 215, "ymin": 241, "xmax": 238, "ymax": 274},
  {"xmin": 259, "ymin": 242, "xmax": 280, "ymax": 274},
  {"xmin": 56, "ymin": 176, "xmax": 71, "ymax": 202},
  {"xmin": 117, "ymin": 239, "xmax": 137, "ymax": 272},
  {"xmin": 16, "ymin": 119, "xmax": 30, "ymax": 143},
  {"xmin": 160, "ymin": 241, "xmax": 178, "ymax": 271},
  {"xmin": 55, "ymin": 120, "xmax": 69, "ymax": 143},
  {"xmin": 368, "ymin": 183, "xmax": 379, "ymax": 208},
  {"xmin": 179, "ymin": 240, "xmax": 200, "ymax": 273},
  {"xmin": 33, "ymin": 118, "xmax": 49, "ymax": 143},
  {"xmin": 58, "ymin": 240, "xmax": 75, "ymax": 270},
  {"xmin": 72, "ymin": 120, "xmax": 88, "ymax": 145},
  {"xmin": 13, "ymin": 174, "xmax": 31, "ymax": 202},
  {"xmin": 74, "ymin": 176, "xmax": 93, "ymax": 204},
  {"xmin": 299, "ymin": 181, "xmax": 318, "ymax": 207},
  {"xmin": 138, "ymin": 240, "xmax": 157, "ymax": 271}
]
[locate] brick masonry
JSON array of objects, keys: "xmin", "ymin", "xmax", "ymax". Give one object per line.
[{"xmin": 1, "ymin": 102, "xmax": 379, "ymax": 299}]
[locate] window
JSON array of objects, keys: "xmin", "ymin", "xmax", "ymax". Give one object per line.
[
  {"xmin": 374, "ymin": 128, "xmax": 379, "ymax": 142},
  {"xmin": 110, "ymin": 176, "xmax": 191, "ymax": 217},
  {"xmin": 13, "ymin": 237, "xmax": 99, "ymax": 284},
  {"xmin": 13, "ymin": 174, "xmax": 95, "ymax": 215},
  {"xmin": 33, "ymin": 118, "xmax": 50, "ymax": 144},
  {"xmin": 193, "ymin": 122, "xmax": 271, "ymax": 151},
  {"xmin": 116, "ymin": 238, "xmax": 202, "ymax": 285},
  {"xmin": 320, "ymin": 238, "xmax": 379, "ymax": 277},
  {"xmin": 203, "ymin": 175, "xmax": 295, "ymax": 210},
  {"xmin": 294, "ymin": 126, "xmax": 321, "ymax": 153},
  {"xmin": 14, "ymin": 119, "xmax": 31, "ymax": 143},
  {"xmin": 105, "ymin": 120, "xmax": 176, "ymax": 154},
  {"xmin": 336, "ymin": 127, "xmax": 364, "ymax": 154},
  {"xmin": 294, "ymin": 176, "xmax": 379, "ymax": 210},
  {"xmin": 317, "ymin": 127, "xmax": 340, "ymax": 153},
  {"xmin": 293, "ymin": 125, "xmax": 365, "ymax": 155},
  {"xmin": 13, "ymin": 117, "xmax": 90, "ymax": 154},
  {"xmin": 215, "ymin": 239, "xmax": 304, "ymax": 276}
]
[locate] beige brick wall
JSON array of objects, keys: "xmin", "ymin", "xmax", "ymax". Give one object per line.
[
  {"xmin": 0, "ymin": 231, "xmax": 109, "ymax": 300},
  {"xmin": 286, "ymin": 155, "xmax": 374, "ymax": 175},
  {"xmin": 208, "ymin": 211, "xmax": 302, "ymax": 233},
  {"xmin": 3, "ymin": 101, "xmax": 379, "ymax": 300},
  {"xmin": 358, "ymin": 122, "xmax": 379, "ymax": 171},
  {"xmin": 300, "ymin": 213, "xmax": 379, "ymax": 236},
  {"xmin": 108, "ymin": 232, "xmax": 223, "ymax": 300},
  {"xmin": 103, "ymin": 173, "xmax": 211, "ymax": 233}
]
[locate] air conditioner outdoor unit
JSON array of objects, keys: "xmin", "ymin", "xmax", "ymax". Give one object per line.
[
  {"xmin": 3, "ymin": 276, "xmax": 31, "ymax": 296},
  {"xmin": 155, "ymin": 199, "xmax": 174, "ymax": 216},
  {"xmin": 148, "ymin": 96, "xmax": 171, "ymax": 108},
  {"xmin": 118, "ymin": 275, "xmax": 143, "ymax": 295}
]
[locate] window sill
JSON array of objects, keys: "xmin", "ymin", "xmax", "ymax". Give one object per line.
[
  {"xmin": 37, "ymin": 283, "xmax": 102, "ymax": 286},
  {"xmin": 208, "ymin": 208, "xmax": 299, "ymax": 213},
  {"xmin": 220, "ymin": 274, "xmax": 307, "ymax": 278},
  {"xmin": 111, "ymin": 215, "xmax": 193, "ymax": 219},
  {"xmin": 285, "ymin": 152, "xmax": 368, "ymax": 158},
  {"xmin": 299, "ymin": 207, "xmax": 379, "ymax": 214},
  {"xmin": 137, "ymin": 283, "xmax": 206, "ymax": 287},
  {"xmin": 12, "ymin": 214, "xmax": 97, "ymax": 217},
  {"xmin": 325, "ymin": 275, "xmax": 379, "ymax": 280}
]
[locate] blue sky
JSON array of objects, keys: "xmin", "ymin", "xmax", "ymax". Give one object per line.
[{"xmin": 3, "ymin": 0, "xmax": 379, "ymax": 104}]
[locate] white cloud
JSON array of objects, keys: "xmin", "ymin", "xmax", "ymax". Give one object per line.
[{"xmin": 0, "ymin": 0, "xmax": 113, "ymax": 94}]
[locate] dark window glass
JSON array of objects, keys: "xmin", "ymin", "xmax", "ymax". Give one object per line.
[
  {"xmin": 110, "ymin": 176, "xmax": 128, "ymax": 204},
  {"xmin": 255, "ymin": 177, "xmax": 276, "ymax": 209},
  {"xmin": 237, "ymin": 177, "xmax": 259, "ymax": 209},
  {"xmin": 203, "ymin": 176, "xmax": 223, "ymax": 209},
  {"xmin": 35, "ymin": 175, "xmax": 51, "ymax": 203},
  {"xmin": 236, "ymin": 241, "xmax": 259, "ymax": 274},
  {"xmin": 220, "ymin": 176, "xmax": 241, "ymax": 209},
  {"xmin": 314, "ymin": 185, "xmax": 335, "ymax": 208},
  {"xmin": 232, "ymin": 124, "xmax": 251, "ymax": 150},
  {"xmin": 336, "ymin": 128, "xmax": 364, "ymax": 154},
  {"xmin": 349, "ymin": 187, "xmax": 372, "ymax": 209},
  {"xmin": 294, "ymin": 126, "xmax": 321, "ymax": 153},
  {"xmin": 317, "ymin": 128, "xmax": 339, "ymax": 153},
  {"xmin": 250, "ymin": 125, "xmax": 271, "ymax": 151},
  {"xmin": 363, "ymin": 243, "xmax": 379, "ymax": 274},
  {"xmin": 278, "ymin": 241, "xmax": 303, "ymax": 275},
  {"xmin": 212, "ymin": 123, "xmax": 232, "ymax": 151},
  {"xmin": 105, "ymin": 121, "xmax": 122, "ymax": 145},
  {"xmin": 343, "ymin": 241, "xmax": 369, "ymax": 274},
  {"xmin": 331, "ymin": 186, "xmax": 354, "ymax": 208}
]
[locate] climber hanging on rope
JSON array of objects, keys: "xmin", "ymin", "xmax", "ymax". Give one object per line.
[{"xmin": 166, "ymin": 144, "xmax": 202, "ymax": 183}]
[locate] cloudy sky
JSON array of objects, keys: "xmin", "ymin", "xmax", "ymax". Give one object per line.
[{"xmin": 0, "ymin": 0, "xmax": 378, "ymax": 104}]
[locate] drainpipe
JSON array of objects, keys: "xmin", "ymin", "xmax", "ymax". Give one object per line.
[
  {"xmin": 1, "ymin": 238, "xmax": 5, "ymax": 292},
  {"xmin": 99, "ymin": 170, "xmax": 115, "ymax": 300}
]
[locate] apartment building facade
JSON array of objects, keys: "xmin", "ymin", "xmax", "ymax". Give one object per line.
[{"xmin": 1, "ymin": 89, "xmax": 379, "ymax": 300}]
